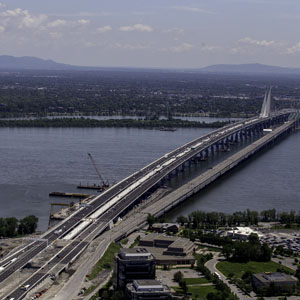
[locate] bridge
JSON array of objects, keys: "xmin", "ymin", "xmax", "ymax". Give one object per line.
[{"xmin": 1, "ymin": 89, "xmax": 300, "ymax": 299}]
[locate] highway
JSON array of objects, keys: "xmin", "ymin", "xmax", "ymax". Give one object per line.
[{"xmin": 1, "ymin": 110, "xmax": 296, "ymax": 299}]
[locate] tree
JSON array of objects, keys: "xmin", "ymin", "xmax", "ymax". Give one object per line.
[
  {"xmin": 248, "ymin": 233, "xmax": 259, "ymax": 245},
  {"xmin": 222, "ymin": 244, "xmax": 233, "ymax": 260},
  {"xmin": 0, "ymin": 218, "xmax": 6, "ymax": 237},
  {"xmin": 206, "ymin": 292, "xmax": 223, "ymax": 300},
  {"xmin": 295, "ymin": 266, "xmax": 300, "ymax": 281},
  {"xmin": 179, "ymin": 280, "xmax": 188, "ymax": 294},
  {"xmin": 173, "ymin": 271, "xmax": 183, "ymax": 283},
  {"xmin": 259, "ymin": 243, "xmax": 272, "ymax": 262},
  {"xmin": 242, "ymin": 271, "xmax": 253, "ymax": 283},
  {"xmin": 111, "ymin": 290, "xmax": 124, "ymax": 300},
  {"xmin": 147, "ymin": 214, "xmax": 156, "ymax": 228},
  {"xmin": 5, "ymin": 217, "xmax": 18, "ymax": 237},
  {"xmin": 177, "ymin": 215, "xmax": 188, "ymax": 226},
  {"xmin": 101, "ymin": 290, "xmax": 110, "ymax": 299},
  {"xmin": 18, "ymin": 215, "xmax": 38, "ymax": 235}
]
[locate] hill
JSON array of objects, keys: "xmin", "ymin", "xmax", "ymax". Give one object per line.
[
  {"xmin": 0, "ymin": 56, "xmax": 300, "ymax": 75},
  {"xmin": 0, "ymin": 55, "xmax": 76, "ymax": 70},
  {"xmin": 199, "ymin": 63, "xmax": 300, "ymax": 75}
]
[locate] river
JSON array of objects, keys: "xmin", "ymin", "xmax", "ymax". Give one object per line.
[{"xmin": 0, "ymin": 124, "xmax": 299, "ymax": 230}]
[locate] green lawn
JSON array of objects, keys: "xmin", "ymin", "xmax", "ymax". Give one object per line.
[
  {"xmin": 188, "ymin": 285, "xmax": 217, "ymax": 299},
  {"xmin": 83, "ymin": 285, "xmax": 97, "ymax": 296},
  {"xmin": 184, "ymin": 277, "xmax": 210, "ymax": 285},
  {"xmin": 175, "ymin": 285, "xmax": 217, "ymax": 299},
  {"xmin": 88, "ymin": 242, "xmax": 120, "ymax": 280},
  {"xmin": 216, "ymin": 260, "xmax": 294, "ymax": 278}
]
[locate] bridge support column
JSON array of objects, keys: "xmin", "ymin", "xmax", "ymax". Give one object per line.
[
  {"xmin": 212, "ymin": 145, "xmax": 216, "ymax": 154},
  {"xmin": 219, "ymin": 141, "xmax": 225, "ymax": 152},
  {"xmin": 228, "ymin": 135, "xmax": 234, "ymax": 145},
  {"xmin": 234, "ymin": 132, "xmax": 239, "ymax": 143}
]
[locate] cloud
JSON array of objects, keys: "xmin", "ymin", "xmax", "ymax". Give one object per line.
[
  {"xmin": 200, "ymin": 45, "xmax": 219, "ymax": 52},
  {"xmin": 0, "ymin": 8, "xmax": 47, "ymax": 29},
  {"xmin": 173, "ymin": 6, "xmax": 215, "ymax": 14},
  {"xmin": 49, "ymin": 31, "xmax": 63, "ymax": 39},
  {"xmin": 97, "ymin": 25, "xmax": 112, "ymax": 33},
  {"xmin": 77, "ymin": 19, "xmax": 90, "ymax": 25},
  {"xmin": 0, "ymin": 25, "xmax": 4, "ymax": 32},
  {"xmin": 0, "ymin": 2, "xmax": 6, "ymax": 9},
  {"xmin": 46, "ymin": 19, "xmax": 90, "ymax": 29},
  {"xmin": 239, "ymin": 37, "xmax": 275, "ymax": 47},
  {"xmin": 286, "ymin": 42, "xmax": 300, "ymax": 54},
  {"xmin": 169, "ymin": 43, "xmax": 194, "ymax": 53},
  {"xmin": 113, "ymin": 43, "xmax": 151, "ymax": 50},
  {"xmin": 119, "ymin": 24, "xmax": 153, "ymax": 32},
  {"xmin": 47, "ymin": 19, "xmax": 67, "ymax": 28},
  {"xmin": 231, "ymin": 47, "xmax": 244, "ymax": 54},
  {"xmin": 83, "ymin": 41, "xmax": 95, "ymax": 48},
  {"xmin": 163, "ymin": 28, "xmax": 184, "ymax": 34},
  {"xmin": 49, "ymin": 11, "xmax": 114, "ymax": 18}
]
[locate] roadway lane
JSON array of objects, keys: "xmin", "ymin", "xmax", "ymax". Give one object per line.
[
  {"xmin": 6, "ymin": 240, "xmax": 89, "ymax": 300},
  {"xmin": 0, "ymin": 241, "xmax": 37, "ymax": 268},
  {"xmin": 0, "ymin": 241, "xmax": 47, "ymax": 283}
]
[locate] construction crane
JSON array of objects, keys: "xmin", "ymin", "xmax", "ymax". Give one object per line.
[{"xmin": 87, "ymin": 153, "xmax": 109, "ymax": 189}]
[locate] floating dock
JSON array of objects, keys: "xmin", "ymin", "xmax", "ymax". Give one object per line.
[{"xmin": 49, "ymin": 192, "xmax": 90, "ymax": 198}]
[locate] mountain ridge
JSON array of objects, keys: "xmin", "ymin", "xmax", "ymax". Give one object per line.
[
  {"xmin": 0, "ymin": 55, "xmax": 300, "ymax": 74},
  {"xmin": 199, "ymin": 63, "xmax": 300, "ymax": 74}
]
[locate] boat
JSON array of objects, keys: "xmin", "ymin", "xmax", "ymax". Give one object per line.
[
  {"xmin": 49, "ymin": 192, "xmax": 90, "ymax": 198},
  {"xmin": 77, "ymin": 183, "xmax": 109, "ymax": 192},
  {"xmin": 77, "ymin": 183, "xmax": 105, "ymax": 190},
  {"xmin": 159, "ymin": 127, "xmax": 177, "ymax": 132}
]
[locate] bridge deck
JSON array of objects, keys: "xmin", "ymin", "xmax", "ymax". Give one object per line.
[{"xmin": 140, "ymin": 120, "xmax": 297, "ymax": 219}]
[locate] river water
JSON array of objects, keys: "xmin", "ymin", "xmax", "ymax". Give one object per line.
[{"xmin": 0, "ymin": 124, "xmax": 299, "ymax": 230}]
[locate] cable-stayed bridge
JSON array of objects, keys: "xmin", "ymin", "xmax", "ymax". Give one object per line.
[{"xmin": 1, "ymin": 89, "xmax": 300, "ymax": 300}]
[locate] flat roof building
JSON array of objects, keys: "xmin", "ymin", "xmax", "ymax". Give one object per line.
[
  {"xmin": 114, "ymin": 248, "xmax": 156, "ymax": 290},
  {"xmin": 227, "ymin": 227, "xmax": 263, "ymax": 240},
  {"xmin": 139, "ymin": 233, "xmax": 195, "ymax": 266},
  {"xmin": 126, "ymin": 279, "xmax": 171, "ymax": 300},
  {"xmin": 252, "ymin": 272, "xmax": 298, "ymax": 293}
]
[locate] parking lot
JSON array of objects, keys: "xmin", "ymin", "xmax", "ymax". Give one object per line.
[{"xmin": 259, "ymin": 231, "xmax": 300, "ymax": 253}]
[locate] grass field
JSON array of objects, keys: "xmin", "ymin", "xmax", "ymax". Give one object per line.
[
  {"xmin": 175, "ymin": 285, "xmax": 217, "ymax": 299},
  {"xmin": 216, "ymin": 260, "xmax": 294, "ymax": 278},
  {"xmin": 188, "ymin": 285, "xmax": 217, "ymax": 299},
  {"xmin": 184, "ymin": 277, "xmax": 210, "ymax": 285},
  {"xmin": 88, "ymin": 242, "xmax": 120, "ymax": 280}
]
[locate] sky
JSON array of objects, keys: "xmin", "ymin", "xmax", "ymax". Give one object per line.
[{"xmin": 0, "ymin": 0, "xmax": 300, "ymax": 68}]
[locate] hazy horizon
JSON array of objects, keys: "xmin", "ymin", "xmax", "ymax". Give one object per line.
[{"xmin": 1, "ymin": 0, "xmax": 300, "ymax": 68}]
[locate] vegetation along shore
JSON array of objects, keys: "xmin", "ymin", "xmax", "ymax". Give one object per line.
[{"xmin": 0, "ymin": 118, "xmax": 231, "ymax": 128}]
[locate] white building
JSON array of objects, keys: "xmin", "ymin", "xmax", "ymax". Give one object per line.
[{"xmin": 227, "ymin": 227, "xmax": 263, "ymax": 240}]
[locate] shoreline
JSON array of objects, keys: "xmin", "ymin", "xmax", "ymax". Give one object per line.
[
  {"xmin": 0, "ymin": 112, "xmax": 252, "ymax": 119},
  {"xmin": 0, "ymin": 118, "xmax": 233, "ymax": 128}
]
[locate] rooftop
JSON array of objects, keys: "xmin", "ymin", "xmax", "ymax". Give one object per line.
[
  {"xmin": 118, "ymin": 248, "xmax": 152, "ymax": 259},
  {"xmin": 134, "ymin": 279, "xmax": 163, "ymax": 291},
  {"xmin": 129, "ymin": 279, "xmax": 171, "ymax": 293},
  {"xmin": 253, "ymin": 272, "xmax": 298, "ymax": 283},
  {"xmin": 141, "ymin": 233, "xmax": 176, "ymax": 242},
  {"xmin": 227, "ymin": 227, "xmax": 263, "ymax": 237},
  {"xmin": 169, "ymin": 238, "xmax": 191, "ymax": 248}
]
